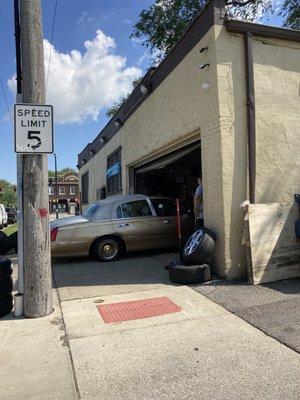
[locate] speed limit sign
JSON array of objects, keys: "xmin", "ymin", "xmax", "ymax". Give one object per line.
[{"xmin": 14, "ymin": 104, "xmax": 54, "ymax": 154}]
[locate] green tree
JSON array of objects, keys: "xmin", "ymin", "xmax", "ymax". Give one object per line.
[
  {"xmin": 130, "ymin": 0, "xmax": 298, "ymax": 57},
  {"xmin": 280, "ymin": 0, "xmax": 300, "ymax": 29},
  {"xmin": 48, "ymin": 167, "xmax": 76, "ymax": 177},
  {"xmin": 106, "ymin": 78, "xmax": 142, "ymax": 118},
  {"xmin": 0, "ymin": 179, "xmax": 17, "ymax": 206}
]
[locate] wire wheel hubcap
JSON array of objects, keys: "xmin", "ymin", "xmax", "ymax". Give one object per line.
[
  {"xmin": 99, "ymin": 240, "xmax": 118, "ymax": 260},
  {"xmin": 184, "ymin": 230, "xmax": 203, "ymax": 255}
]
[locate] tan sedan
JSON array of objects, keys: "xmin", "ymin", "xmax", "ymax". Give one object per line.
[{"xmin": 50, "ymin": 194, "xmax": 194, "ymax": 261}]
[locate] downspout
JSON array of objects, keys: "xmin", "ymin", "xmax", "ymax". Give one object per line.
[{"xmin": 244, "ymin": 31, "xmax": 256, "ymax": 204}]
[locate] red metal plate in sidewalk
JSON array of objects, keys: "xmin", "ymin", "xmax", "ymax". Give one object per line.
[{"xmin": 97, "ymin": 296, "xmax": 182, "ymax": 324}]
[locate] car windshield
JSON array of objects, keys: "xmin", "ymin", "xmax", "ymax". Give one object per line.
[{"xmin": 82, "ymin": 203, "xmax": 100, "ymax": 220}]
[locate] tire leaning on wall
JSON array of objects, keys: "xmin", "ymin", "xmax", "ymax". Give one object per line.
[
  {"xmin": 0, "ymin": 258, "xmax": 13, "ymax": 318},
  {"xmin": 182, "ymin": 228, "xmax": 216, "ymax": 266}
]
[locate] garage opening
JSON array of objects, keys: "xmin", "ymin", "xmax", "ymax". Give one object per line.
[{"xmin": 134, "ymin": 141, "xmax": 201, "ymax": 212}]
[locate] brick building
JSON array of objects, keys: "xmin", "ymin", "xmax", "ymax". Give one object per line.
[{"xmin": 48, "ymin": 171, "xmax": 79, "ymax": 214}]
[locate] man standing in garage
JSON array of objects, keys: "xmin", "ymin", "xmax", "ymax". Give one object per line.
[{"xmin": 194, "ymin": 175, "xmax": 204, "ymax": 230}]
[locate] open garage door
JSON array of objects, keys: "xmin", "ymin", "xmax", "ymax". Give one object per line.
[{"xmin": 134, "ymin": 141, "xmax": 201, "ymax": 212}]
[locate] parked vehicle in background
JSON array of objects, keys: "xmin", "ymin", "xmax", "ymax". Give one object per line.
[
  {"xmin": 50, "ymin": 194, "xmax": 194, "ymax": 261},
  {"xmin": 0, "ymin": 205, "xmax": 8, "ymax": 229},
  {"xmin": 5, "ymin": 207, "xmax": 17, "ymax": 224}
]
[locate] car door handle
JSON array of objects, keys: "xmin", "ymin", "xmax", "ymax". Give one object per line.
[
  {"xmin": 117, "ymin": 223, "xmax": 129, "ymax": 227},
  {"xmin": 163, "ymin": 220, "xmax": 172, "ymax": 224}
]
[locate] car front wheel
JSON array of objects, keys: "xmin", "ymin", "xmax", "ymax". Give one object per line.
[{"xmin": 93, "ymin": 237, "xmax": 120, "ymax": 261}]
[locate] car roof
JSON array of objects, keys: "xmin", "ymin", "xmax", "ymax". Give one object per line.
[
  {"xmin": 93, "ymin": 194, "xmax": 178, "ymax": 207},
  {"xmin": 94, "ymin": 194, "xmax": 148, "ymax": 206},
  {"xmin": 148, "ymin": 196, "xmax": 176, "ymax": 201}
]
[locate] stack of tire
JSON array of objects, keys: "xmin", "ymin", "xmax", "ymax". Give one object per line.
[
  {"xmin": 0, "ymin": 258, "xmax": 13, "ymax": 318},
  {"xmin": 0, "ymin": 231, "xmax": 18, "ymax": 255},
  {"xmin": 166, "ymin": 227, "xmax": 216, "ymax": 285}
]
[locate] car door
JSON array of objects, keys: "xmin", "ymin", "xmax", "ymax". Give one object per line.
[
  {"xmin": 150, "ymin": 199, "xmax": 178, "ymax": 248},
  {"xmin": 111, "ymin": 199, "xmax": 163, "ymax": 251}
]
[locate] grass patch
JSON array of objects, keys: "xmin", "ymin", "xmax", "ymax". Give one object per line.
[{"xmin": 3, "ymin": 223, "xmax": 18, "ymax": 236}]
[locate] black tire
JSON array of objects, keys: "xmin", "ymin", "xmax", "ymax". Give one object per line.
[
  {"xmin": 92, "ymin": 237, "xmax": 121, "ymax": 261},
  {"xmin": 0, "ymin": 231, "xmax": 18, "ymax": 255},
  {"xmin": 0, "ymin": 231, "xmax": 7, "ymax": 242},
  {"xmin": 0, "ymin": 294, "xmax": 13, "ymax": 318},
  {"xmin": 182, "ymin": 228, "xmax": 216, "ymax": 265},
  {"xmin": 168, "ymin": 263, "xmax": 211, "ymax": 284},
  {"xmin": 0, "ymin": 258, "xmax": 13, "ymax": 281},
  {"xmin": 0, "ymin": 277, "xmax": 13, "ymax": 298}
]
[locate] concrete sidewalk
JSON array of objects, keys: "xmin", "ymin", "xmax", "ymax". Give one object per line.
[
  {"xmin": 53, "ymin": 254, "xmax": 300, "ymax": 400},
  {"xmin": 0, "ymin": 257, "xmax": 77, "ymax": 400},
  {"xmin": 192, "ymin": 278, "xmax": 300, "ymax": 352},
  {"xmin": 62, "ymin": 285, "xmax": 300, "ymax": 400},
  {"xmin": 1, "ymin": 253, "xmax": 299, "ymax": 400}
]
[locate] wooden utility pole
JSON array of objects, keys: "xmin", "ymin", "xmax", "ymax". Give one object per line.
[{"xmin": 20, "ymin": 0, "xmax": 52, "ymax": 317}]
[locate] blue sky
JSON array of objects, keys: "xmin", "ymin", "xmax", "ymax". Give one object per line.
[
  {"xmin": 0, "ymin": 0, "xmax": 152, "ymax": 183},
  {"xmin": 0, "ymin": 0, "xmax": 283, "ymax": 183}
]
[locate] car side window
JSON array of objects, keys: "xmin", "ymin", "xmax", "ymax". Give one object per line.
[
  {"xmin": 116, "ymin": 206, "xmax": 122, "ymax": 218},
  {"xmin": 151, "ymin": 199, "xmax": 177, "ymax": 217},
  {"xmin": 117, "ymin": 200, "xmax": 152, "ymax": 218},
  {"xmin": 93, "ymin": 206, "xmax": 109, "ymax": 221}
]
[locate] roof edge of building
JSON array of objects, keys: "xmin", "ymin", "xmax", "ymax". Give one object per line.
[
  {"xmin": 225, "ymin": 18, "xmax": 300, "ymax": 42},
  {"xmin": 78, "ymin": 0, "xmax": 225, "ymax": 168},
  {"xmin": 78, "ymin": 1, "xmax": 300, "ymax": 170}
]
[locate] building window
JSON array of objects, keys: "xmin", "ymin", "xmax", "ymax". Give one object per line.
[
  {"xmin": 81, "ymin": 172, "xmax": 89, "ymax": 204},
  {"xmin": 59, "ymin": 186, "xmax": 65, "ymax": 195},
  {"xmin": 96, "ymin": 187, "xmax": 106, "ymax": 201},
  {"xmin": 107, "ymin": 148, "xmax": 122, "ymax": 194},
  {"xmin": 49, "ymin": 187, "xmax": 53, "ymax": 195},
  {"xmin": 70, "ymin": 186, "xmax": 75, "ymax": 195}
]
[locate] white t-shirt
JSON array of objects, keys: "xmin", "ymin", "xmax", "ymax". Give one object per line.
[{"xmin": 195, "ymin": 184, "xmax": 204, "ymax": 219}]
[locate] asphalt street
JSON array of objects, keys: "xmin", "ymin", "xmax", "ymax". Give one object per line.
[{"xmin": 192, "ymin": 277, "xmax": 300, "ymax": 353}]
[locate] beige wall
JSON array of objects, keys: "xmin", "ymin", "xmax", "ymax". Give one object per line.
[
  {"xmin": 253, "ymin": 37, "xmax": 300, "ymax": 203},
  {"xmin": 214, "ymin": 25, "xmax": 300, "ymax": 278},
  {"xmin": 79, "ymin": 23, "xmax": 299, "ymax": 279},
  {"xmin": 214, "ymin": 25, "xmax": 248, "ymax": 278},
  {"xmin": 80, "ymin": 25, "xmax": 226, "ymax": 274}
]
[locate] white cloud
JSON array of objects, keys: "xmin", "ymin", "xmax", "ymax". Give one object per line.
[
  {"xmin": 77, "ymin": 11, "xmax": 95, "ymax": 25},
  {"xmin": 8, "ymin": 30, "xmax": 142, "ymax": 124},
  {"xmin": 121, "ymin": 19, "xmax": 132, "ymax": 25}
]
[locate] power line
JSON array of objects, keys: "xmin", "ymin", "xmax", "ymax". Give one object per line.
[
  {"xmin": 0, "ymin": 76, "xmax": 13, "ymax": 126},
  {"xmin": 46, "ymin": 0, "xmax": 58, "ymax": 89}
]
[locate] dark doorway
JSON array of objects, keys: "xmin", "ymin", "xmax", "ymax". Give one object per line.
[{"xmin": 135, "ymin": 142, "xmax": 201, "ymax": 212}]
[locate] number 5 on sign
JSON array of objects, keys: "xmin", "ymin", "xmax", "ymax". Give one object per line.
[
  {"xmin": 14, "ymin": 104, "xmax": 54, "ymax": 154},
  {"xmin": 28, "ymin": 131, "xmax": 42, "ymax": 149}
]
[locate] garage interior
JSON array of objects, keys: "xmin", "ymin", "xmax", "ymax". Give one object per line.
[{"xmin": 134, "ymin": 142, "xmax": 201, "ymax": 212}]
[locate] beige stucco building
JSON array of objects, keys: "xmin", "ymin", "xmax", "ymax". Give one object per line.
[{"xmin": 78, "ymin": 0, "xmax": 300, "ymax": 280}]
